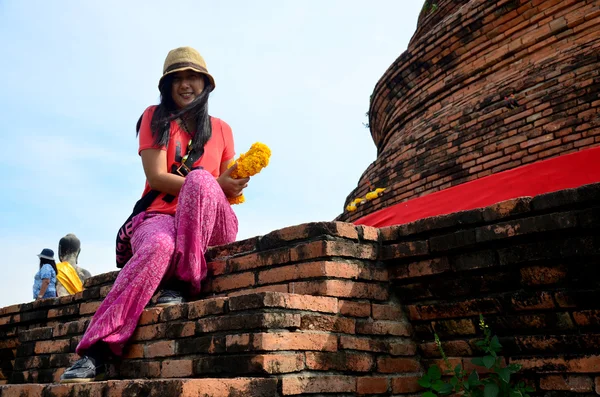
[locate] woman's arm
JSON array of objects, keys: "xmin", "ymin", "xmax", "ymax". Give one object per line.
[
  {"xmin": 141, "ymin": 149, "xmax": 186, "ymax": 196},
  {"xmin": 37, "ymin": 279, "xmax": 50, "ymax": 299}
]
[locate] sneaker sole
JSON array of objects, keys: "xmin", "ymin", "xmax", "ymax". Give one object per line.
[
  {"xmin": 60, "ymin": 378, "xmax": 93, "ymax": 384},
  {"xmin": 155, "ymin": 301, "xmax": 183, "ymax": 307},
  {"xmin": 60, "ymin": 374, "xmax": 105, "ymax": 383}
]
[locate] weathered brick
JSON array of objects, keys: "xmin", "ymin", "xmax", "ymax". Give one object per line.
[
  {"xmin": 392, "ymin": 376, "xmax": 424, "ymax": 393},
  {"xmin": 79, "ymin": 302, "xmax": 100, "ymax": 315},
  {"xmin": 300, "ymin": 314, "xmax": 355, "ymax": 334},
  {"xmin": 205, "ymin": 236, "xmax": 259, "ymax": 261},
  {"xmin": 19, "ymin": 327, "xmax": 53, "ymax": 343},
  {"xmin": 340, "ymin": 335, "xmax": 416, "ymax": 356},
  {"xmin": 196, "ymin": 313, "xmax": 300, "ymax": 333},
  {"xmin": 372, "ymin": 303, "xmax": 403, "ymax": 321},
  {"xmin": 187, "ymin": 297, "xmax": 226, "ymax": 319},
  {"xmin": 430, "ymin": 230, "xmax": 477, "ymax": 252},
  {"xmin": 160, "ymin": 359, "xmax": 194, "ymax": 378},
  {"xmin": 520, "ymin": 265, "xmax": 567, "ymax": 286},
  {"xmin": 258, "ymin": 260, "xmax": 387, "ymax": 284},
  {"xmin": 450, "ymin": 250, "xmax": 498, "ymax": 271},
  {"xmin": 177, "ymin": 336, "xmax": 225, "ymax": 355},
  {"xmin": 540, "ymin": 375, "xmax": 593, "ymax": 392},
  {"xmin": 510, "ymin": 291, "xmax": 555, "ymax": 311},
  {"xmin": 409, "ymin": 298, "xmax": 502, "ymax": 320},
  {"xmin": 165, "ymin": 321, "xmax": 195, "ymax": 339},
  {"xmin": 420, "ymin": 340, "xmax": 472, "ymax": 357},
  {"xmin": 118, "ymin": 361, "xmax": 161, "ymax": 379},
  {"xmin": 259, "ymin": 222, "xmax": 360, "ymax": 250},
  {"xmin": 159, "ymin": 303, "xmax": 188, "ymax": 322},
  {"xmin": 144, "ymin": 340, "xmax": 175, "ymax": 358},
  {"xmin": 510, "ymin": 355, "xmax": 600, "ymax": 373},
  {"xmin": 210, "ymin": 272, "xmax": 255, "ymax": 293},
  {"xmin": 195, "ymin": 353, "xmax": 305, "ymax": 375},
  {"xmin": 122, "ymin": 344, "xmax": 144, "ymax": 359},
  {"xmin": 34, "ymin": 340, "xmax": 70, "ymax": 355},
  {"xmin": 377, "ymin": 357, "xmax": 421, "ymax": 373},
  {"xmin": 381, "ymin": 240, "xmax": 429, "ymax": 260},
  {"xmin": 290, "ymin": 240, "xmax": 378, "ymax": 262},
  {"xmin": 131, "ymin": 323, "xmax": 166, "ymax": 341},
  {"xmin": 572, "ymin": 310, "xmax": 600, "ymax": 327},
  {"xmin": 139, "ymin": 307, "xmax": 163, "ymax": 325},
  {"xmin": 305, "ymin": 351, "xmax": 374, "ymax": 372},
  {"xmin": 392, "ymin": 257, "xmax": 450, "ymax": 279},
  {"xmin": 356, "ymin": 320, "xmax": 412, "ymax": 336},
  {"xmin": 289, "ymin": 279, "xmax": 388, "ymax": 301},
  {"xmin": 282, "ymin": 375, "xmax": 356, "ymax": 395},
  {"xmin": 433, "ymin": 319, "xmax": 477, "ymax": 337},
  {"xmin": 227, "ymin": 332, "xmax": 337, "ymax": 353},
  {"xmin": 476, "ymin": 212, "xmax": 576, "ymax": 242},
  {"xmin": 482, "ymin": 197, "xmax": 532, "ymax": 221},
  {"xmin": 357, "ymin": 376, "xmax": 389, "ymax": 394},
  {"xmin": 339, "ymin": 300, "xmax": 371, "ymax": 317}
]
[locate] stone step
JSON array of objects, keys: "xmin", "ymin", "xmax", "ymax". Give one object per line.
[
  {"xmin": 0, "ymin": 378, "xmax": 279, "ymax": 397},
  {"xmin": 6, "ymin": 291, "xmax": 413, "ymax": 385}
]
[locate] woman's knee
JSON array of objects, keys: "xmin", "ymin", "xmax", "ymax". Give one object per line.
[
  {"xmin": 184, "ymin": 169, "xmax": 222, "ymax": 198},
  {"xmin": 143, "ymin": 232, "xmax": 176, "ymax": 256},
  {"xmin": 185, "ymin": 169, "xmax": 216, "ymax": 187}
]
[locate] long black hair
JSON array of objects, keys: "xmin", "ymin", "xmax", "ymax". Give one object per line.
[
  {"xmin": 136, "ymin": 73, "xmax": 214, "ymax": 154},
  {"xmin": 39, "ymin": 258, "xmax": 57, "ymax": 274}
]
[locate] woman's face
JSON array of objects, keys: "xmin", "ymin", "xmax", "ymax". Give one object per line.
[{"xmin": 171, "ymin": 70, "xmax": 206, "ymax": 109}]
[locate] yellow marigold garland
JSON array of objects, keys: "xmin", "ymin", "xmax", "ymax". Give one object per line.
[
  {"xmin": 227, "ymin": 142, "xmax": 271, "ymax": 205},
  {"xmin": 345, "ymin": 187, "xmax": 387, "ymax": 212}
]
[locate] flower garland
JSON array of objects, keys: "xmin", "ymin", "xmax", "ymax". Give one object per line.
[
  {"xmin": 228, "ymin": 142, "xmax": 271, "ymax": 205},
  {"xmin": 346, "ymin": 187, "xmax": 386, "ymax": 212}
]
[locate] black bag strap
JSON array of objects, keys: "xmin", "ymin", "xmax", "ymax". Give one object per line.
[
  {"xmin": 135, "ymin": 131, "xmax": 205, "ymax": 210},
  {"xmin": 162, "ymin": 137, "xmax": 205, "ymax": 202}
]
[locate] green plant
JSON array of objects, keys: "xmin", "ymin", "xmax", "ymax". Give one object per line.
[
  {"xmin": 418, "ymin": 315, "xmax": 535, "ymax": 397},
  {"xmin": 421, "ymin": 1, "xmax": 439, "ymax": 15}
]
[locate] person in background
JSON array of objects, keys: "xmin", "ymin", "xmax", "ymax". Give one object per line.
[
  {"xmin": 56, "ymin": 234, "xmax": 92, "ymax": 296},
  {"xmin": 33, "ymin": 248, "xmax": 57, "ymax": 300}
]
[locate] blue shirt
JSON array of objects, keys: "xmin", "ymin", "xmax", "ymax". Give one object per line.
[{"xmin": 33, "ymin": 264, "xmax": 57, "ymax": 299}]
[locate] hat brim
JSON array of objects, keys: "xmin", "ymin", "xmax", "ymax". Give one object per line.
[
  {"xmin": 158, "ymin": 66, "xmax": 216, "ymax": 92},
  {"xmin": 37, "ymin": 254, "xmax": 54, "ymax": 260}
]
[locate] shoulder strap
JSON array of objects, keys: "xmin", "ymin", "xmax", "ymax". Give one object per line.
[
  {"xmin": 161, "ymin": 133, "xmax": 206, "ymax": 203},
  {"xmin": 170, "ymin": 138, "xmax": 204, "ymax": 177}
]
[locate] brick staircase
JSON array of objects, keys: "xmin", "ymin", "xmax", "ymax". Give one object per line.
[{"xmin": 1, "ymin": 183, "xmax": 600, "ymax": 396}]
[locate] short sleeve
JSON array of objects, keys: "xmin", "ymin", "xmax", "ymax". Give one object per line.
[
  {"xmin": 40, "ymin": 264, "xmax": 54, "ymax": 280},
  {"xmin": 138, "ymin": 106, "xmax": 165, "ymax": 155},
  {"xmin": 221, "ymin": 119, "xmax": 235, "ymax": 162}
]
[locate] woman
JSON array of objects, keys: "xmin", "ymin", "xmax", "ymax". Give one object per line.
[
  {"xmin": 60, "ymin": 46, "xmax": 249, "ymax": 383},
  {"xmin": 33, "ymin": 248, "xmax": 57, "ymax": 300}
]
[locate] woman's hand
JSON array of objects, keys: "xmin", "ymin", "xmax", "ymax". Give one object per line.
[{"xmin": 217, "ymin": 164, "xmax": 249, "ymax": 198}]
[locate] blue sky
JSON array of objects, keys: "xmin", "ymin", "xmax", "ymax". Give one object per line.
[{"xmin": 0, "ymin": 1, "xmax": 422, "ymax": 308}]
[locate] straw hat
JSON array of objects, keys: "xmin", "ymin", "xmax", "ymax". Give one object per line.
[{"xmin": 159, "ymin": 46, "xmax": 216, "ymax": 91}]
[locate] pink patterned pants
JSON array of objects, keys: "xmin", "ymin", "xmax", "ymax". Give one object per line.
[{"xmin": 77, "ymin": 170, "xmax": 238, "ymax": 356}]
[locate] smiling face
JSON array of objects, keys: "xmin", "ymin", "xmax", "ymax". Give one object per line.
[{"xmin": 170, "ymin": 70, "xmax": 206, "ymax": 109}]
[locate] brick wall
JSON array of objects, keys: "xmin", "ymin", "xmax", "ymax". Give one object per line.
[
  {"xmin": 1, "ymin": 182, "xmax": 599, "ymax": 396},
  {"xmin": 338, "ymin": 0, "xmax": 600, "ymax": 222},
  {"xmin": 383, "ymin": 182, "xmax": 600, "ymax": 395}
]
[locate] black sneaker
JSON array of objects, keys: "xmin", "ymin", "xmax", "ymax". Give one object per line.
[
  {"xmin": 60, "ymin": 356, "xmax": 106, "ymax": 383},
  {"xmin": 156, "ymin": 289, "xmax": 185, "ymax": 307}
]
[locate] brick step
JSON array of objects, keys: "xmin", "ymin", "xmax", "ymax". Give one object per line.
[
  {"xmin": 0, "ymin": 377, "xmax": 278, "ymax": 397},
  {"xmin": 8, "ymin": 291, "xmax": 414, "ymax": 385}
]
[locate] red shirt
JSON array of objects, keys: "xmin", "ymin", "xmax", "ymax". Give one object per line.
[{"xmin": 138, "ymin": 105, "xmax": 235, "ymax": 215}]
